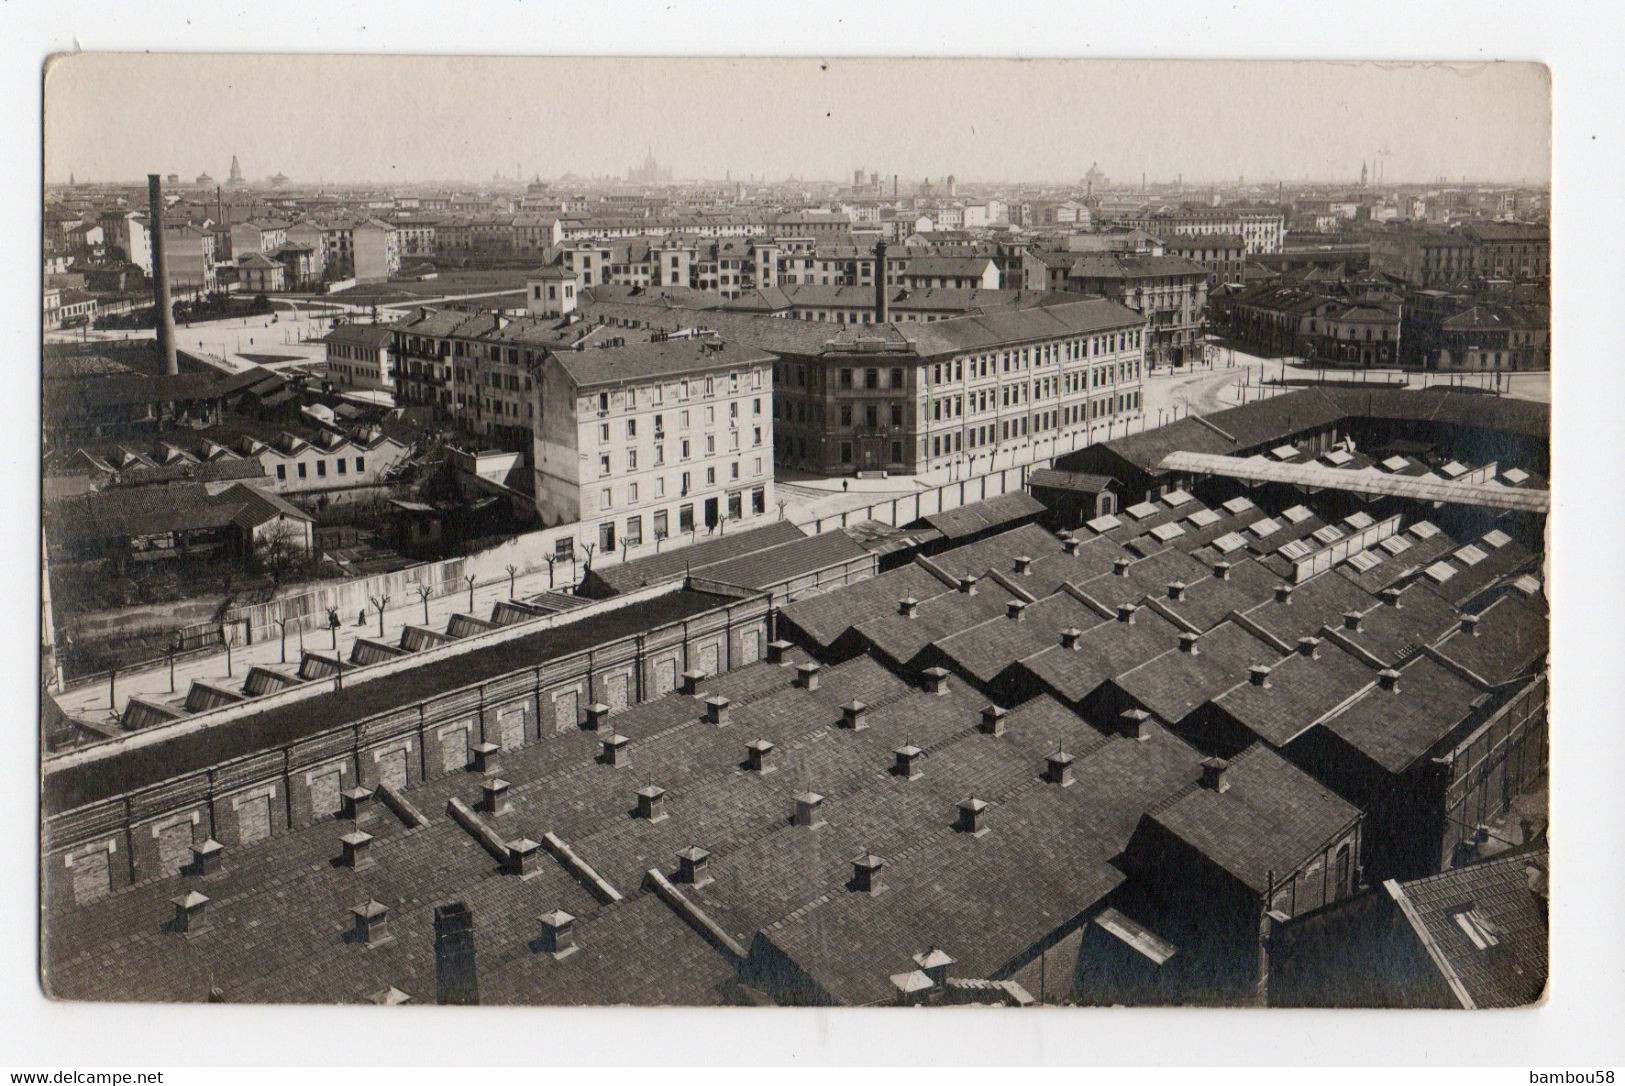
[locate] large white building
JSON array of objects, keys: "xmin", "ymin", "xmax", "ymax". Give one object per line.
[{"xmin": 535, "ymin": 335, "xmax": 776, "ymax": 555}]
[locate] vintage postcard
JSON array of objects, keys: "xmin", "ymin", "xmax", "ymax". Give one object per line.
[{"xmin": 39, "ymin": 54, "xmax": 1549, "ymax": 1010}]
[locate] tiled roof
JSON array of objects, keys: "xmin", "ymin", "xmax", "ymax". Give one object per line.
[
  {"xmin": 1318, "ymin": 654, "xmax": 1486, "ymax": 774},
  {"xmin": 1432, "ymin": 593, "xmax": 1548, "ymax": 686},
  {"xmin": 1144, "ymin": 744, "xmax": 1360, "ymax": 895},
  {"xmin": 1212, "ymin": 639, "xmax": 1378, "ymax": 748},
  {"xmin": 588, "ymin": 521, "xmax": 804, "ymax": 594},
  {"xmin": 1113, "ymin": 622, "xmax": 1285, "ymax": 726},
  {"xmin": 1387, "ymin": 848, "xmax": 1548, "ymax": 1008}
]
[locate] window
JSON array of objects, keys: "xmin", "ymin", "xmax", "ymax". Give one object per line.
[
  {"xmin": 681, "ymin": 471, "xmax": 691, "ymax": 495},
  {"xmin": 752, "ymin": 487, "xmax": 765, "ymax": 515},
  {"xmin": 600, "ymin": 487, "xmax": 613, "ymax": 508},
  {"xmin": 599, "ymin": 422, "xmax": 610, "ymax": 442},
  {"xmin": 625, "ymin": 515, "xmax": 643, "ymax": 547},
  {"xmin": 890, "ymin": 367, "xmax": 904, "ymax": 389},
  {"xmin": 655, "ymin": 476, "xmax": 665, "ymax": 497},
  {"xmin": 865, "ymin": 404, "xmax": 878, "ymax": 427},
  {"xmin": 840, "ymin": 442, "xmax": 853, "ymax": 463},
  {"xmin": 891, "ymin": 441, "xmax": 903, "ymax": 463},
  {"xmin": 599, "ymin": 521, "xmax": 616, "ymax": 552},
  {"xmin": 890, "ymin": 403, "xmax": 903, "ymax": 426},
  {"xmin": 600, "ymin": 454, "xmax": 612, "ymax": 476},
  {"xmin": 554, "ymin": 537, "xmax": 574, "ymax": 561},
  {"xmin": 276, "ymin": 464, "xmax": 286, "ymax": 480},
  {"xmin": 840, "ymin": 369, "xmax": 853, "ymax": 389},
  {"xmin": 627, "ymin": 450, "xmax": 637, "ymax": 471},
  {"xmin": 336, "ymin": 458, "xmax": 347, "ymax": 476},
  {"xmin": 628, "ymin": 482, "xmax": 638, "ymax": 503},
  {"xmin": 653, "ymin": 509, "xmax": 668, "ymax": 538},
  {"xmin": 865, "ymin": 368, "xmax": 879, "ymax": 389},
  {"xmin": 316, "ymin": 460, "xmax": 327, "ymax": 478},
  {"xmin": 840, "ymin": 404, "xmax": 852, "ymax": 426},
  {"xmin": 681, "ymin": 439, "xmax": 691, "ymax": 460},
  {"xmin": 679, "ymin": 503, "xmax": 694, "ymax": 532},
  {"xmin": 706, "ymin": 467, "xmax": 716, "ymax": 485},
  {"xmin": 626, "ymin": 418, "xmax": 637, "ymax": 438}
]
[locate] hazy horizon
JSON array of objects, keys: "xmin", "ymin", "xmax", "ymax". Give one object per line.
[{"xmin": 44, "ymin": 56, "xmax": 1552, "ymax": 188}]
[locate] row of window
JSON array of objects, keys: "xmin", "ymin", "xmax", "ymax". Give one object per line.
[
  {"xmin": 274, "ymin": 455, "xmax": 365, "ymax": 481},
  {"xmin": 596, "ymin": 400, "xmax": 763, "ymax": 445},
  {"xmin": 597, "ymin": 458, "xmax": 767, "ymax": 509},
  {"xmin": 598, "ymin": 427, "xmax": 766, "ymax": 475},
  {"xmin": 598, "ymin": 487, "xmax": 769, "ymax": 551}
]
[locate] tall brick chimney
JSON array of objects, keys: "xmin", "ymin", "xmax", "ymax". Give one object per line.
[
  {"xmin": 147, "ymin": 174, "xmax": 178, "ymax": 375},
  {"xmin": 873, "ymin": 240, "xmax": 889, "ymax": 324}
]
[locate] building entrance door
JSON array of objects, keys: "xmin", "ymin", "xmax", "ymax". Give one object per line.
[{"xmin": 704, "ymin": 497, "xmax": 719, "ymax": 528}]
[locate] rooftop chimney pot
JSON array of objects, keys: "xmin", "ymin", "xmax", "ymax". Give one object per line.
[
  {"xmin": 852, "ymin": 852, "xmax": 887, "ymax": 894},
  {"xmin": 840, "ymin": 700, "xmax": 870, "ymax": 730},
  {"xmin": 1213, "ymin": 561, "xmax": 1233, "ymax": 581},
  {"xmin": 470, "ymin": 741, "xmax": 502, "ymax": 774},
  {"xmin": 1460, "ymin": 613, "xmax": 1481, "ymax": 637},
  {"xmin": 635, "ymin": 784, "xmax": 669, "ymax": 822},
  {"xmin": 1200, "ymin": 757, "xmax": 1231, "ymax": 793},
  {"xmin": 340, "ymin": 830, "xmax": 376, "ymax": 869},
  {"xmin": 898, "ymin": 596, "xmax": 920, "ymax": 618},
  {"xmin": 1117, "ymin": 603, "xmax": 1138, "ymax": 625},
  {"xmin": 341, "ymin": 786, "xmax": 376, "ymax": 822},
  {"xmin": 1249, "ymin": 664, "xmax": 1273, "ymax": 688},
  {"xmin": 351, "ymin": 899, "xmax": 392, "ymax": 947},
  {"xmin": 507, "ymin": 838, "xmax": 543, "ymax": 878},
  {"xmin": 745, "ymin": 738, "xmax": 776, "ymax": 773},
  {"xmin": 1006, "ymin": 600, "xmax": 1028, "ymax": 621},
  {"xmin": 793, "ymin": 792, "xmax": 826, "ymax": 829},
  {"xmin": 1179, "ymin": 631, "xmax": 1201, "ymax": 654},
  {"xmin": 766, "ymin": 639, "xmax": 794, "ymax": 664},
  {"xmin": 536, "ymin": 909, "xmax": 577, "ymax": 958},
  {"xmin": 1120, "ymin": 708, "xmax": 1152, "ymax": 740},
  {"xmin": 479, "ymin": 778, "xmax": 512, "ymax": 816},
  {"xmin": 1342, "ymin": 610, "xmax": 1364, "ymax": 632},
  {"xmin": 1013, "ymin": 555, "xmax": 1034, "ymax": 575},
  {"xmin": 171, "ymin": 890, "xmax": 210, "ymax": 935},
  {"xmin": 675, "ymin": 846, "xmax": 712, "ymax": 887},
  {"xmin": 893, "ymin": 744, "xmax": 925, "ymax": 780},
  {"xmin": 1060, "ymin": 627, "xmax": 1084, "ymax": 650},
  {"xmin": 704, "ymin": 694, "xmax": 732, "ymax": 726},
  {"xmin": 955, "ymin": 797, "xmax": 990, "ymax": 837},
  {"xmin": 1062, "ymin": 538, "xmax": 1082, "ymax": 556},
  {"xmin": 979, "ymin": 704, "xmax": 1009, "ymax": 736},
  {"xmin": 1378, "ymin": 668, "xmax": 1402, "ymax": 692},
  {"xmin": 679, "ymin": 669, "xmax": 708, "ymax": 695},
  {"xmin": 600, "ymin": 733, "xmax": 632, "ymax": 769},
  {"xmin": 1297, "ymin": 636, "xmax": 1322, "ymax": 659},
  {"xmin": 1045, "ymin": 749, "xmax": 1076, "ymax": 787},
  {"xmin": 1380, "ymin": 587, "xmax": 1403, "ymax": 608},
  {"xmin": 1113, "ymin": 557, "xmax": 1133, "ymax": 577},
  {"xmin": 957, "ymin": 576, "xmax": 979, "ymax": 595},
  {"xmin": 1167, "ymin": 581, "xmax": 1187, "ymax": 602},
  {"xmin": 795, "ymin": 662, "xmax": 822, "ymax": 690},
  {"xmin": 584, "ymin": 703, "xmax": 612, "ymax": 732},
  {"xmin": 921, "ymin": 667, "xmax": 950, "ymax": 695},
  {"xmin": 1275, "ymin": 584, "xmax": 1295, "ymax": 604},
  {"xmin": 192, "ymin": 839, "xmax": 225, "ymax": 876}
]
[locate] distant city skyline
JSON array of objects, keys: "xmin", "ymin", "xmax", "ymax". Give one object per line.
[{"xmin": 45, "ymin": 56, "xmax": 1551, "ymax": 188}]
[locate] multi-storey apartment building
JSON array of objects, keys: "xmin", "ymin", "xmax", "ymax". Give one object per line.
[
  {"xmin": 536, "ymin": 335, "xmax": 776, "ymax": 553},
  {"xmin": 1046, "ymin": 254, "xmax": 1210, "ymax": 367}
]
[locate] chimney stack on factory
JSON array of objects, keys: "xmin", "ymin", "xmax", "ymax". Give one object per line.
[
  {"xmin": 874, "ymin": 241, "xmax": 889, "ymax": 324},
  {"xmin": 146, "ymin": 174, "xmax": 179, "ymax": 375}
]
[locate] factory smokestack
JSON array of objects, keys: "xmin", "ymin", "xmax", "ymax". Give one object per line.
[
  {"xmin": 873, "ymin": 241, "xmax": 889, "ymax": 324},
  {"xmin": 147, "ymin": 174, "xmax": 178, "ymax": 375}
]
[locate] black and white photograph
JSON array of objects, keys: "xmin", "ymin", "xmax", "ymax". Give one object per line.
[{"xmin": 7, "ymin": 2, "xmax": 1624, "ymax": 1071}]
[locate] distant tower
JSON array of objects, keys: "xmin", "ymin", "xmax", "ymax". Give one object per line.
[
  {"xmin": 946, "ymin": 174, "xmax": 957, "ymax": 197},
  {"xmin": 228, "ymin": 154, "xmax": 245, "ymax": 186},
  {"xmin": 68, "ymin": 172, "xmax": 76, "ymax": 187},
  {"xmin": 1360, "ymin": 162, "xmax": 1369, "ymax": 188}
]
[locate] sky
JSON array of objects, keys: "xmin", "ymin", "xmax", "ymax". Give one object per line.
[{"xmin": 43, "ymin": 55, "xmax": 1552, "ymax": 187}]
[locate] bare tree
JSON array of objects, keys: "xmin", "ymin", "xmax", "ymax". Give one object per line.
[
  {"xmin": 505, "ymin": 563, "xmax": 519, "ymax": 599},
  {"xmin": 258, "ymin": 519, "xmax": 308, "ymax": 583},
  {"xmin": 414, "ymin": 583, "xmax": 433, "ymax": 624},
  {"xmin": 368, "ymin": 595, "xmax": 390, "ymax": 638}
]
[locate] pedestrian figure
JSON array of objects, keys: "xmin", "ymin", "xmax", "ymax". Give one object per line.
[
  {"xmin": 358, "ymin": 609, "xmax": 367, "ymax": 626},
  {"xmin": 842, "ymin": 480, "xmax": 850, "ymax": 492}
]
